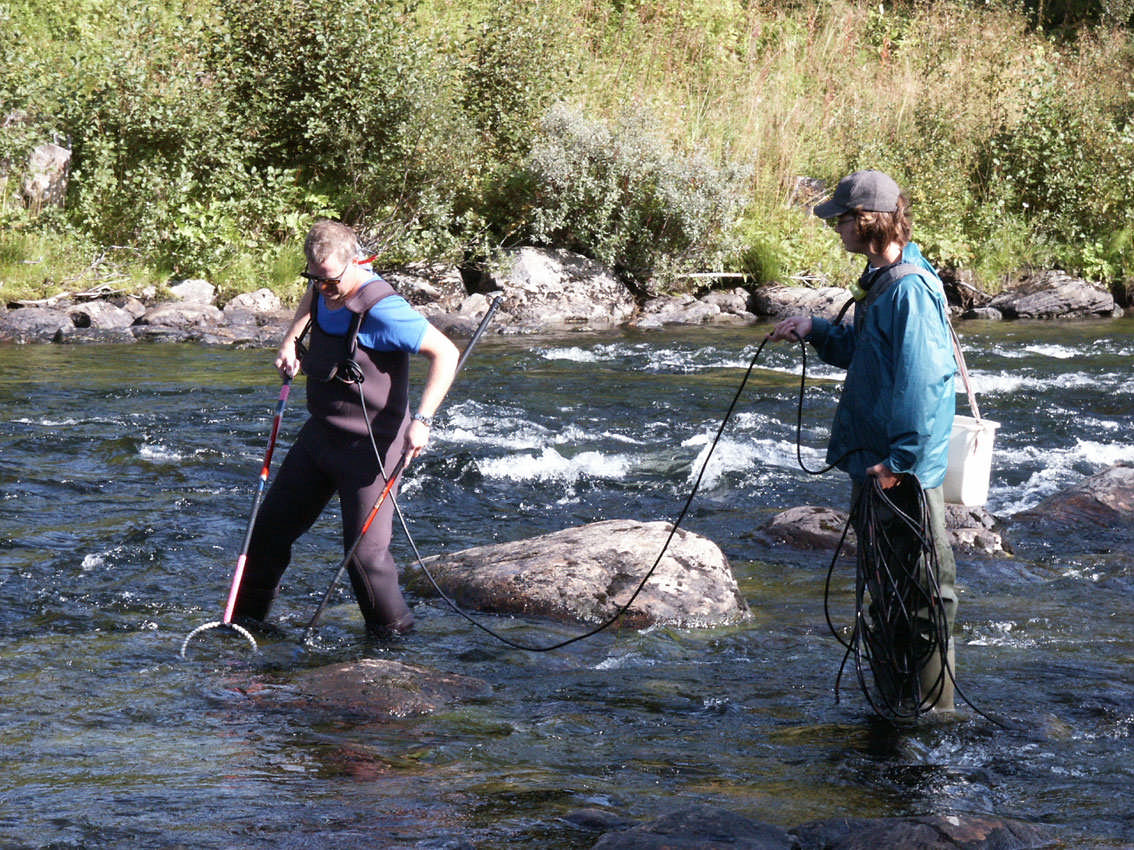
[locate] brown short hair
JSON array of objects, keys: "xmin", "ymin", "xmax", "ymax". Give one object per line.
[
  {"xmin": 851, "ymin": 193, "xmax": 912, "ymax": 252},
  {"xmin": 304, "ymin": 220, "xmax": 359, "ymax": 267}
]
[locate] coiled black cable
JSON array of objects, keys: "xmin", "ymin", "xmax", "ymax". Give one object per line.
[{"xmin": 787, "ymin": 336, "xmax": 1004, "ymax": 726}]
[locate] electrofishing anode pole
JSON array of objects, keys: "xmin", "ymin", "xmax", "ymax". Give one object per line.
[
  {"xmin": 301, "ymin": 296, "xmax": 502, "ymax": 644},
  {"xmin": 180, "ymin": 376, "xmax": 293, "ymax": 658}
]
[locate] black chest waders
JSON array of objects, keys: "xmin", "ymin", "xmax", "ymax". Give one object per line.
[{"xmin": 301, "ymin": 297, "xmax": 503, "ymax": 644}]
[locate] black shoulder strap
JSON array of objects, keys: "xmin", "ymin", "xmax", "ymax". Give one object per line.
[
  {"xmin": 342, "ymin": 276, "xmax": 397, "ymax": 358},
  {"xmin": 308, "ymin": 276, "xmax": 397, "ymax": 356},
  {"xmin": 835, "ymin": 262, "xmax": 928, "ymax": 326}
]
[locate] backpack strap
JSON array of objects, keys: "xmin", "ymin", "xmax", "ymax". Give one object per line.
[
  {"xmin": 864, "ymin": 262, "xmax": 924, "ymax": 302},
  {"xmin": 309, "ymin": 276, "xmax": 397, "ymax": 351},
  {"xmin": 864, "ymin": 261, "xmax": 982, "ymax": 420},
  {"xmin": 340, "ymin": 276, "xmax": 397, "ymax": 357},
  {"xmin": 835, "ymin": 262, "xmax": 925, "ymax": 325},
  {"xmin": 950, "ymin": 324, "xmax": 981, "ymax": 421}
]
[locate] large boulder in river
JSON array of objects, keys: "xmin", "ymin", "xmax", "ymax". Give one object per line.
[
  {"xmin": 1009, "ymin": 463, "xmax": 1134, "ymax": 531},
  {"xmin": 406, "ymin": 519, "xmax": 752, "ymax": 629},
  {"xmin": 987, "ymin": 270, "xmax": 1120, "ymax": 319},
  {"xmin": 478, "ymin": 247, "xmax": 637, "ymax": 332}
]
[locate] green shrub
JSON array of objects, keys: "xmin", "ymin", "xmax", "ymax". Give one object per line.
[
  {"xmin": 980, "ymin": 63, "xmax": 1134, "ymax": 280},
  {"xmin": 731, "ymin": 200, "xmax": 858, "ymax": 287},
  {"xmin": 522, "ymin": 103, "xmax": 750, "ymax": 287},
  {"xmin": 459, "ymin": 4, "xmax": 573, "ymax": 167},
  {"xmin": 216, "ymin": 0, "xmax": 471, "ymax": 263}
]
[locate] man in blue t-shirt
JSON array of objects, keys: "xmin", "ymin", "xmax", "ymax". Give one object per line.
[{"xmin": 233, "ymin": 220, "xmax": 459, "ymax": 637}]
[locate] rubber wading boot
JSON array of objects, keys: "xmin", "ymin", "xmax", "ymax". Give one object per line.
[{"xmin": 918, "ymin": 638, "xmax": 956, "ymax": 712}]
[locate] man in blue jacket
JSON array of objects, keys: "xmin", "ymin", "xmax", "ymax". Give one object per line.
[{"xmin": 770, "ymin": 170, "xmax": 957, "ymax": 716}]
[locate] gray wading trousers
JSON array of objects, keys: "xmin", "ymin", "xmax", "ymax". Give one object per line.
[{"xmin": 233, "ymin": 416, "xmax": 413, "ymax": 634}]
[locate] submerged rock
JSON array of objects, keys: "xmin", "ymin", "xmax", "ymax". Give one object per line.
[
  {"xmin": 406, "ymin": 518, "xmax": 752, "ymax": 629},
  {"xmin": 761, "ymin": 505, "xmax": 855, "ymax": 554},
  {"xmin": 246, "ymin": 658, "xmax": 489, "ymax": 719},
  {"xmin": 578, "ymin": 806, "xmax": 1054, "ymax": 850},
  {"xmin": 759, "ymin": 503, "xmax": 1006, "ymax": 556},
  {"xmin": 790, "ymin": 813, "xmax": 1053, "ymax": 849},
  {"xmin": 1010, "ymin": 463, "xmax": 1134, "ymax": 528},
  {"xmin": 589, "ymin": 805, "xmax": 793, "ymax": 849},
  {"xmin": 1004, "ymin": 463, "xmax": 1134, "ymax": 557}
]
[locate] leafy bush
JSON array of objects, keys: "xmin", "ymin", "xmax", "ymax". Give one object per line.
[
  {"xmin": 216, "ymin": 0, "xmax": 481, "ymax": 266},
  {"xmin": 980, "ymin": 63, "xmax": 1134, "ymax": 280},
  {"xmin": 459, "ymin": 4, "xmax": 573, "ymax": 167},
  {"xmin": 522, "ymin": 103, "xmax": 750, "ymax": 287},
  {"xmin": 731, "ymin": 199, "xmax": 858, "ymax": 287}
]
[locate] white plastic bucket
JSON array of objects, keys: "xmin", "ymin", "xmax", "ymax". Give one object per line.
[{"xmin": 943, "ymin": 415, "xmax": 999, "ymax": 506}]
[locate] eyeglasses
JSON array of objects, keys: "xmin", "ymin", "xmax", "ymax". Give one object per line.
[
  {"xmin": 299, "ymin": 260, "xmax": 351, "ymax": 288},
  {"xmin": 828, "ymin": 214, "xmax": 857, "ymax": 229}
]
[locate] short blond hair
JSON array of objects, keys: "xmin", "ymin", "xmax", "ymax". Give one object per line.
[{"xmin": 304, "ymin": 220, "xmax": 359, "ymax": 267}]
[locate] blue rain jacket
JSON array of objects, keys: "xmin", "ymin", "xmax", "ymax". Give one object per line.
[{"xmin": 806, "ymin": 242, "xmax": 955, "ymax": 486}]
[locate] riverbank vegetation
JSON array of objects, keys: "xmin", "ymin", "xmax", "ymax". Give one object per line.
[{"xmin": 2, "ymin": 0, "xmax": 1132, "ymax": 303}]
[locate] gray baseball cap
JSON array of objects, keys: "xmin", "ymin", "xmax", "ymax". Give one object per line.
[{"xmin": 813, "ymin": 170, "xmax": 901, "ymax": 218}]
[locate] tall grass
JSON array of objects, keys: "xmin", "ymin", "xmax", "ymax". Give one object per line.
[{"xmin": 566, "ymin": 0, "xmax": 1134, "ymax": 287}]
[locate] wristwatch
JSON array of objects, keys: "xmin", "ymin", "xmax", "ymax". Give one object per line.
[{"xmin": 412, "ymin": 412, "xmax": 433, "ymax": 427}]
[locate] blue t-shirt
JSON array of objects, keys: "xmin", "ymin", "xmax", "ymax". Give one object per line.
[{"xmin": 315, "ymin": 279, "xmax": 428, "ymax": 353}]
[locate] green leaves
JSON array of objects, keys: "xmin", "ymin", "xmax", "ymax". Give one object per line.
[{"xmin": 521, "ymin": 103, "xmax": 750, "ymax": 286}]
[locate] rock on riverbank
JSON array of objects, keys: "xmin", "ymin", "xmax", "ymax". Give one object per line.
[{"xmin": 1, "ymin": 247, "xmax": 1124, "ymax": 343}]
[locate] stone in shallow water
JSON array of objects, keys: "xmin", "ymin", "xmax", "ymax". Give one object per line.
[
  {"xmin": 245, "ymin": 658, "xmax": 490, "ymax": 719},
  {"xmin": 588, "ymin": 805, "xmax": 793, "ymax": 849},
  {"xmin": 406, "ymin": 518, "xmax": 752, "ymax": 629},
  {"xmin": 790, "ymin": 813, "xmax": 1054, "ymax": 850}
]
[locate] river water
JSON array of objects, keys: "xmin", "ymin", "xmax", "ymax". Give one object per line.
[{"xmin": 1, "ymin": 319, "xmax": 1131, "ymax": 848}]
